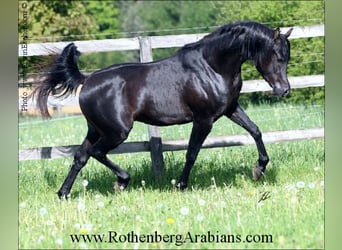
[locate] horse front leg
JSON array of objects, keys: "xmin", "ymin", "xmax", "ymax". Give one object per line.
[
  {"xmin": 226, "ymin": 105, "xmax": 269, "ymax": 180},
  {"xmin": 178, "ymin": 120, "xmax": 213, "ymax": 190}
]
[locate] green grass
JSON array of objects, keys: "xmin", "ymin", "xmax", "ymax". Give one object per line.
[{"xmin": 19, "ymin": 104, "xmax": 324, "ymax": 249}]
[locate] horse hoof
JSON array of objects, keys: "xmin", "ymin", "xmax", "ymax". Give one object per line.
[
  {"xmin": 252, "ymin": 167, "xmax": 264, "ymax": 181},
  {"xmin": 177, "ymin": 182, "xmax": 187, "ymax": 191},
  {"xmin": 113, "ymin": 182, "xmax": 126, "ymax": 191},
  {"xmin": 113, "ymin": 175, "xmax": 130, "ymax": 191},
  {"xmin": 113, "ymin": 178, "xmax": 130, "ymax": 191},
  {"xmin": 113, "ymin": 182, "xmax": 123, "ymax": 191},
  {"xmin": 57, "ymin": 190, "xmax": 70, "ymax": 200}
]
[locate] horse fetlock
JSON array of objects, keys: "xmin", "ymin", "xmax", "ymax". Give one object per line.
[{"xmin": 259, "ymin": 156, "xmax": 269, "ymax": 166}]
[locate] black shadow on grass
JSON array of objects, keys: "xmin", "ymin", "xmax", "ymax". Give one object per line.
[
  {"xmin": 61, "ymin": 153, "xmax": 279, "ymax": 197},
  {"xmin": 44, "ymin": 171, "xmax": 57, "ymax": 189}
]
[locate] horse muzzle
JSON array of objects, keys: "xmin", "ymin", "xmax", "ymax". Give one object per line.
[{"xmin": 273, "ymin": 86, "xmax": 290, "ymax": 97}]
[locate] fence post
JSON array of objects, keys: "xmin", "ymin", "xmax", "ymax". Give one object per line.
[{"xmin": 138, "ymin": 36, "xmax": 165, "ymax": 178}]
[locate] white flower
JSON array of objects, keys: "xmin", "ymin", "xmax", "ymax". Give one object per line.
[
  {"xmin": 171, "ymin": 179, "xmax": 176, "ymax": 185},
  {"xmin": 196, "ymin": 213, "xmax": 204, "ymax": 221},
  {"xmin": 296, "ymin": 181, "xmax": 305, "ymax": 188},
  {"xmin": 56, "ymin": 238, "xmax": 63, "ymax": 246},
  {"xmin": 291, "ymin": 197, "xmax": 298, "ymax": 204},
  {"xmin": 136, "ymin": 215, "xmax": 142, "ymax": 222},
  {"xmin": 39, "ymin": 207, "xmax": 48, "ymax": 216},
  {"xmin": 85, "ymin": 223, "xmax": 93, "ymax": 231},
  {"xmin": 79, "ymin": 242, "xmax": 88, "ymax": 249},
  {"xmin": 20, "ymin": 202, "xmax": 27, "ymax": 208},
  {"xmin": 82, "ymin": 180, "xmax": 89, "ymax": 187},
  {"xmin": 285, "ymin": 184, "xmax": 295, "ymax": 192},
  {"xmin": 95, "ymin": 194, "xmax": 101, "ymax": 200},
  {"xmin": 308, "ymin": 182, "xmax": 316, "ymax": 189},
  {"xmin": 78, "ymin": 201, "xmax": 85, "ymax": 211},
  {"xmin": 198, "ymin": 199, "xmax": 205, "ymax": 206},
  {"xmin": 74, "ymin": 223, "xmax": 81, "ymax": 230},
  {"xmin": 46, "ymin": 220, "xmax": 53, "ymax": 226},
  {"xmin": 180, "ymin": 207, "xmax": 189, "ymax": 216},
  {"xmin": 97, "ymin": 201, "xmax": 104, "ymax": 208},
  {"xmin": 37, "ymin": 235, "xmax": 44, "ymax": 244}
]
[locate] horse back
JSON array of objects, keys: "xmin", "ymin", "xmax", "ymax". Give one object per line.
[{"xmin": 79, "ymin": 50, "xmax": 239, "ymax": 127}]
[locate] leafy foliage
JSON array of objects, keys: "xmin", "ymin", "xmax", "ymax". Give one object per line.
[
  {"xmin": 118, "ymin": 1, "xmax": 218, "ymax": 62},
  {"xmin": 83, "ymin": 1, "xmax": 120, "ymax": 39},
  {"xmin": 19, "ymin": 1, "xmax": 95, "ymax": 43}
]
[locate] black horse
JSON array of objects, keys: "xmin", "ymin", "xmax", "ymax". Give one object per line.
[{"xmin": 33, "ymin": 21, "xmax": 293, "ymax": 198}]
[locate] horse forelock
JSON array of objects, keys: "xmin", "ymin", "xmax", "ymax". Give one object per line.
[{"xmin": 242, "ymin": 23, "xmax": 275, "ymax": 62}]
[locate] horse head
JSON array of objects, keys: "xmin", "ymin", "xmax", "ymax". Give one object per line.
[{"xmin": 256, "ymin": 27, "xmax": 293, "ymax": 97}]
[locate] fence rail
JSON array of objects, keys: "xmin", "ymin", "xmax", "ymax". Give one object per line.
[
  {"xmin": 18, "ymin": 24, "xmax": 323, "ymax": 57},
  {"xmin": 19, "ymin": 127, "xmax": 324, "ymax": 161},
  {"xmin": 18, "ymin": 74, "xmax": 325, "ymax": 112}
]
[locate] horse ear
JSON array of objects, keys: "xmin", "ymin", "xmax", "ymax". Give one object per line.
[
  {"xmin": 273, "ymin": 28, "xmax": 281, "ymax": 40},
  {"xmin": 284, "ymin": 27, "xmax": 294, "ymax": 38}
]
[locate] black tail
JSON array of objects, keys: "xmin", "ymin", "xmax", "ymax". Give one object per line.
[{"xmin": 32, "ymin": 43, "xmax": 85, "ymax": 118}]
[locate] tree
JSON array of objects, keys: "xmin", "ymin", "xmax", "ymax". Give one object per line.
[
  {"xmin": 83, "ymin": 1, "xmax": 120, "ymax": 39},
  {"xmin": 19, "ymin": 1, "xmax": 97, "ymax": 78},
  {"xmin": 19, "ymin": 1, "xmax": 96, "ymax": 43},
  {"xmin": 119, "ymin": 1, "xmax": 219, "ymax": 61},
  {"xmin": 18, "ymin": 1, "xmax": 121, "ymax": 76}
]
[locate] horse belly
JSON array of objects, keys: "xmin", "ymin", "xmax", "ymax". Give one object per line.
[{"xmin": 135, "ymin": 92, "xmax": 193, "ymax": 126}]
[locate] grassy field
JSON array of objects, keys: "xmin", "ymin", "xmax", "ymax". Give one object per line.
[{"xmin": 19, "ymin": 104, "xmax": 324, "ymax": 249}]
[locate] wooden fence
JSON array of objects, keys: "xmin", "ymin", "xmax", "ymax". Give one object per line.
[
  {"xmin": 19, "ymin": 24, "xmax": 325, "ymax": 177},
  {"xmin": 18, "ymin": 24, "xmax": 323, "ymax": 56},
  {"xmin": 19, "ymin": 127, "xmax": 324, "ymax": 161}
]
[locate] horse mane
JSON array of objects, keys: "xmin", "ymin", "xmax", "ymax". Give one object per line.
[{"xmin": 182, "ymin": 21, "xmax": 275, "ymax": 62}]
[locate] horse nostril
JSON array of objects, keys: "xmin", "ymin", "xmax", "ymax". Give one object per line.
[{"xmin": 282, "ymin": 88, "xmax": 290, "ymax": 97}]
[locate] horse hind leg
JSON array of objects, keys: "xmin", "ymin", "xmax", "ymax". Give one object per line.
[
  {"xmin": 87, "ymin": 130, "xmax": 131, "ymax": 191},
  {"xmin": 58, "ymin": 123, "xmax": 99, "ymax": 199}
]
